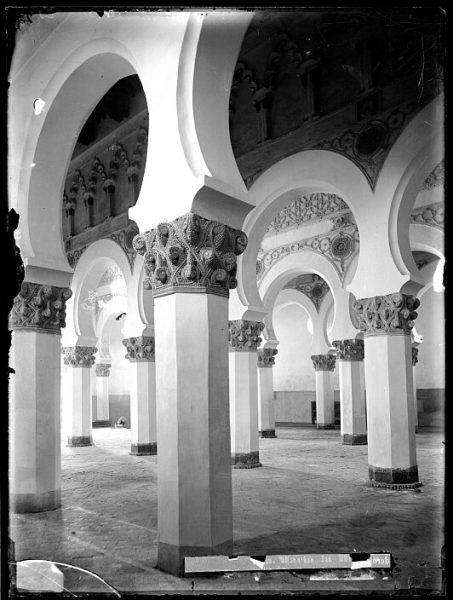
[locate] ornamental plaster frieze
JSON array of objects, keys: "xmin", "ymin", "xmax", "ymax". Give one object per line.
[
  {"xmin": 62, "ymin": 346, "xmax": 97, "ymax": 368},
  {"xmin": 412, "ymin": 346, "xmax": 419, "ymax": 366},
  {"xmin": 422, "ymin": 160, "xmax": 444, "ymax": 191},
  {"xmin": 122, "ymin": 336, "xmax": 155, "ymax": 362},
  {"xmin": 95, "ymin": 363, "xmax": 111, "ymax": 377},
  {"xmin": 9, "ymin": 282, "xmax": 72, "ymax": 334},
  {"xmin": 284, "ymin": 274, "xmax": 330, "ymax": 312},
  {"xmin": 311, "ymin": 353, "xmax": 336, "ymax": 371},
  {"xmin": 257, "ymin": 347, "xmax": 278, "ymax": 367},
  {"xmin": 410, "ymin": 202, "xmax": 444, "ymax": 230},
  {"xmin": 229, "ymin": 320, "xmax": 264, "ymax": 352},
  {"xmin": 332, "ymin": 339, "xmax": 364, "ymax": 361},
  {"xmin": 133, "ymin": 213, "xmax": 248, "ymax": 298},
  {"xmin": 352, "ymin": 293, "xmax": 419, "ymax": 336}
]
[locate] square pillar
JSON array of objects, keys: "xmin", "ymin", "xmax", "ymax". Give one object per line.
[
  {"xmin": 257, "ymin": 348, "xmax": 278, "ymax": 438},
  {"xmin": 133, "ymin": 212, "xmax": 247, "ymax": 576},
  {"xmin": 311, "ymin": 354, "xmax": 336, "ymax": 429},
  {"xmin": 229, "ymin": 320, "xmax": 264, "ymax": 467},
  {"xmin": 353, "ymin": 293, "xmax": 421, "ymax": 488},
  {"xmin": 93, "ymin": 363, "xmax": 111, "ymax": 427},
  {"xmin": 333, "ymin": 339, "xmax": 367, "ymax": 445},
  {"xmin": 122, "ymin": 336, "xmax": 156, "ymax": 455},
  {"xmin": 9, "ymin": 281, "xmax": 72, "ymax": 513},
  {"xmin": 62, "ymin": 346, "xmax": 97, "ymax": 446}
]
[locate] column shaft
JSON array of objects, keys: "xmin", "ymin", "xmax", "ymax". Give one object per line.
[
  {"xmin": 338, "ymin": 360, "xmax": 367, "ymax": 444},
  {"xmin": 129, "ymin": 361, "xmax": 157, "ymax": 455},
  {"xmin": 258, "ymin": 367, "xmax": 276, "ymax": 438},
  {"xmin": 94, "ymin": 376, "xmax": 110, "ymax": 425},
  {"xmin": 67, "ymin": 367, "xmax": 93, "ymax": 446},
  {"xmin": 315, "ymin": 370, "xmax": 335, "ymax": 428}
]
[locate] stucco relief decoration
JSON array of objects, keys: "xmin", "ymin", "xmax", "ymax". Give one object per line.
[
  {"xmin": 99, "ymin": 265, "xmax": 124, "ymax": 286},
  {"xmin": 311, "ymin": 353, "xmax": 336, "ymax": 371},
  {"xmin": 410, "ymin": 202, "xmax": 444, "ymax": 230},
  {"xmin": 122, "ymin": 336, "xmax": 155, "ymax": 362},
  {"xmin": 9, "ymin": 282, "xmax": 72, "ymax": 333},
  {"xmin": 352, "ymin": 293, "xmax": 420, "ymax": 336},
  {"xmin": 133, "ymin": 213, "xmax": 248, "ymax": 297},
  {"xmin": 422, "ymin": 160, "xmax": 444, "ymax": 191},
  {"xmin": 95, "ymin": 363, "xmax": 111, "ymax": 377},
  {"xmin": 412, "ymin": 346, "xmax": 419, "ymax": 366},
  {"xmin": 62, "ymin": 346, "xmax": 97, "ymax": 368},
  {"xmin": 284, "ymin": 274, "xmax": 330, "ymax": 312},
  {"xmin": 332, "ymin": 339, "xmax": 364, "ymax": 361},
  {"xmin": 229, "ymin": 320, "xmax": 265, "ymax": 352},
  {"xmin": 257, "ymin": 348, "xmax": 278, "ymax": 367}
]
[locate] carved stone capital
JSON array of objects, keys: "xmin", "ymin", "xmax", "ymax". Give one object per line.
[
  {"xmin": 9, "ymin": 281, "xmax": 72, "ymax": 334},
  {"xmin": 95, "ymin": 363, "xmax": 111, "ymax": 377},
  {"xmin": 412, "ymin": 346, "xmax": 419, "ymax": 366},
  {"xmin": 352, "ymin": 293, "xmax": 419, "ymax": 336},
  {"xmin": 332, "ymin": 339, "xmax": 364, "ymax": 361},
  {"xmin": 311, "ymin": 354, "xmax": 336, "ymax": 371},
  {"xmin": 229, "ymin": 320, "xmax": 264, "ymax": 352},
  {"xmin": 257, "ymin": 348, "xmax": 278, "ymax": 367},
  {"xmin": 62, "ymin": 346, "xmax": 97, "ymax": 368},
  {"xmin": 133, "ymin": 212, "xmax": 248, "ymax": 298},
  {"xmin": 122, "ymin": 336, "xmax": 155, "ymax": 362}
]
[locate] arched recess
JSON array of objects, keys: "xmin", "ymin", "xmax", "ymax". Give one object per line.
[
  {"xmin": 63, "ymin": 239, "xmax": 132, "ymax": 346},
  {"xmin": 378, "ymin": 95, "xmax": 444, "ymax": 296},
  {"xmin": 236, "ymin": 150, "xmax": 370, "ymax": 319},
  {"xmin": 11, "ymin": 38, "xmax": 138, "ymax": 285}
]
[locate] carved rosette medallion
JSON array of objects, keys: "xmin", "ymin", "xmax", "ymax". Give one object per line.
[
  {"xmin": 122, "ymin": 336, "xmax": 155, "ymax": 362},
  {"xmin": 352, "ymin": 293, "xmax": 420, "ymax": 336},
  {"xmin": 311, "ymin": 354, "xmax": 336, "ymax": 371},
  {"xmin": 95, "ymin": 363, "xmax": 111, "ymax": 377},
  {"xmin": 257, "ymin": 348, "xmax": 278, "ymax": 367},
  {"xmin": 332, "ymin": 339, "xmax": 364, "ymax": 361},
  {"xmin": 133, "ymin": 213, "xmax": 248, "ymax": 297},
  {"xmin": 229, "ymin": 320, "xmax": 264, "ymax": 352},
  {"xmin": 412, "ymin": 346, "xmax": 419, "ymax": 367},
  {"xmin": 9, "ymin": 282, "xmax": 72, "ymax": 334},
  {"xmin": 62, "ymin": 346, "xmax": 97, "ymax": 368}
]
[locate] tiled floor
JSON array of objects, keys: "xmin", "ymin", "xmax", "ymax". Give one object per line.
[{"xmin": 10, "ymin": 426, "xmax": 445, "ymax": 595}]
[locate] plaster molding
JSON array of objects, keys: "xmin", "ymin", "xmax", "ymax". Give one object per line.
[
  {"xmin": 412, "ymin": 346, "xmax": 419, "ymax": 367},
  {"xmin": 332, "ymin": 338, "xmax": 364, "ymax": 361},
  {"xmin": 95, "ymin": 363, "xmax": 111, "ymax": 377},
  {"xmin": 257, "ymin": 347, "xmax": 278, "ymax": 367},
  {"xmin": 133, "ymin": 213, "xmax": 247, "ymax": 298},
  {"xmin": 311, "ymin": 353, "xmax": 336, "ymax": 371},
  {"xmin": 229, "ymin": 320, "xmax": 264, "ymax": 352},
  {"xmin": 352, "ymin": 293, "xmax": 420, "ymax": 336},
  {"xmin": 9, "ymin": 281, "xmax": 72, "ymax": 334},
  {"xmin": 62, "ymin": 345, "xmax": 97, "ymax": 367},
  {"xmin": 122, "ymin": 336, "xmax": 155, "ymax": 362},
  {"xmin": 410, "ymin": 201, "xmax": 444, "ymax": 230}
]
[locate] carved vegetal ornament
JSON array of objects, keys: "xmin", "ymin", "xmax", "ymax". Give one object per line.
[
  {"xmin": 229, "ymin": 320, "xmax": 264, "ymax": 352},
  {"xmin": 352, "ymin": 293, "xmax": 419, "ymax": 336},
  {"xmin": 311, "ymin": 354, "xmax": 336, "ymax": 371},
  {"xmin": 333, "ymin": 339, "xmax": 364, "ymax": 361},
  {"xmin": 62, "ymin": 346, "xmax": 97, "ymax": 368},
  {"xmin": 133, "ymin": 213, "xmax": 248, "ymax": 297},
  {"xmin": 412, "ymin": 346, "xmax": 419, "ymax": 366},
  {"xmin": 95, "ymin": 363, "xmax": 111, "ymax": 377},
  {"xmin": 122, "ymin": 336, "xmax": 155, "ymax": 362},
  {"xmin": 257, "ymin": 348, "xmax": 278, "ymax": 367},
  {"xmin": 9, "ymin": 282, "xmax": 72, "ymax": 334}
]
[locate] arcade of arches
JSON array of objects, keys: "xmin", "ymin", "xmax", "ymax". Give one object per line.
[{"xmin": 7, "ymin": 8, "xmax": 445, "ymax": 591}]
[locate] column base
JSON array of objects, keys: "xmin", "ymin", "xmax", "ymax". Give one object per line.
[
  {"xmin": 317, "ymin": 423, "xmax": 336, "ymax": 430},
  {"xmin": 10, "ymin": 489, "xmax": 61, "ymax": 513},
  {"xmin": 232, "ymin": 451, "xmax": 262, "ymax": 469},
  {"xmin": 157, "ymin": 539, "xmax": 233, "ymax": 577},
  {"xmin": 342, "ymin": 433, "xmax": 367, "ymax": 445},
  {"xmin": 92, "ymin": 420, "xmax": 110, "ymax": 428},
  {"xmin": 259, "ymin": 429, "xmax": 277, "ymax": 438},
  {"xmin": 130, "ymin": 442, "xmax": 157, "ymax": 456},
  {"xmin": 368, "ymin": 465, "xmax": 422, "ymax": 489},
  {"xmin": 67, "ymin": 436, "xmax": 92, "ymax": 447}
]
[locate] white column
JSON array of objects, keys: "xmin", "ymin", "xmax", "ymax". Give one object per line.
[
  {"xmin": 257, "ymin": 348, "xmax": 278, "ymax": 438},
  {"xmin": 311, "ymin": 354, "xmax": 336, "ymax": 429},
  {"xmin": 123, "ymin": 336, "xmax": 156, "ymax": 455},
  {"xmin": 353, "ymin": 293, "xmax": 421, "ymax": 488},
  {"xmin": 229, "ymin": 320, "xmax": 264, "ymax": 467},
  {"xmin": 62, "ymin": 346, "xmax": 97, "ymax": 446},
  {"xmin": 333, "ymin": 339, "xmax": 367, "ymax": 445},
  {"xmin": 412, "ymin": 345, "xmax": 419, "ymax": 432},
  {"xmin": 93, "ymin": 363, "xmax": 111, "ymax": 426},
  {"xmin": 9, "ymin": 281, "xmax": 72, "ymax": 513},
  {"xmin": 133, "ymin": 212, "xmax": 247, "ymax": 576}
]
